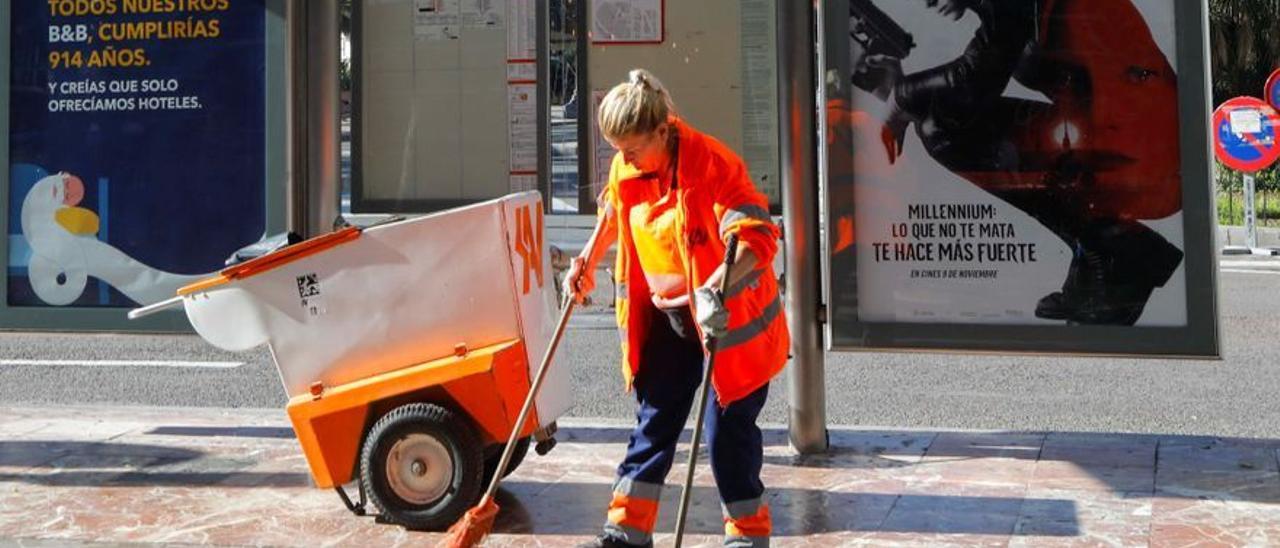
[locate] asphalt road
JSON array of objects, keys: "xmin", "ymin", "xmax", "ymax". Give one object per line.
[{"xmin": 2, "ymin": 260, "xmax": 1279, "ymax": 439}]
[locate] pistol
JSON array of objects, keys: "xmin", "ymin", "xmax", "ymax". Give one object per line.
[{"xmin": 848, "ymin": 0, "xmax": 915, "ymax": 99}]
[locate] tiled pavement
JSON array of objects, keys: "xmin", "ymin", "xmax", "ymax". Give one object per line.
[{"xmin": 2, "ymin": 405, "xmax": 1279, "ymax": 547}]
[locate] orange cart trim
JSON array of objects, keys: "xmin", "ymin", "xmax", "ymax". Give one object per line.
[
  {"xmin": 287, "ymin": 339, "xmax": 520, "ymax": 420},
  {"xmin": 178, "ymin": 226, "xmax": 362, "ymax": 296},
  {"xmin": 178, "ymin": 274, "xmax": 231, "ymax": 296}
]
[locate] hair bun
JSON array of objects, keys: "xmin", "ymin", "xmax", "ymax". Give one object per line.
[
  {"xmin": 629, "ymin": 69, "xmax": 649, "ymax": 88},
  {"xmin": 599, "ymin": 69, "xmax": 676, "ymax": 140}
]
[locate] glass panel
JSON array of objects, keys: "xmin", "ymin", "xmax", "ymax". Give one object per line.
[
  {"xmin": 585, "ymin": 0, "xmax": 780, "ymax": 210},
  {"xmin": 341, "ymin": 0, "xmax": 353, "ymax": 215},
  {"xmin": 550, "ymin": 0, "xmax": 581, "ymax": 213},
  {"xmin": 352, "ymin": 0, "xmax": 536, "ymax": 213}
]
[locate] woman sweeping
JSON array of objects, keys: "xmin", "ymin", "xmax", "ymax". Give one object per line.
[{"xmin": 565, "ymin": 69, "xmax": 789, "ymax": 548}]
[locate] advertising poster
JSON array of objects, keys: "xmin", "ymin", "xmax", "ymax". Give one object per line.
[
  {"xmin": 826, "ymin": 0, "xmax": 1216, "ymax": 355},
  {"xmin": 9, "ymin": 0, "xmax": 267, "ymax": 308}
]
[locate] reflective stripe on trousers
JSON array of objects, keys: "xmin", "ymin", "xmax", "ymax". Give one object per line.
[
  {"xmin": 723, "ymin": 498, "xmax": 771, "ymax": 547},
  {"xmin": 604, "ymin": 476, "xmax": 663, "ymax": 545}
]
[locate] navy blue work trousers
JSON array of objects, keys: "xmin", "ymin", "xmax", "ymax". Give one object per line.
[{"xmin": 616, "ymin": 305, "xmax": 769, "ymax": 505}]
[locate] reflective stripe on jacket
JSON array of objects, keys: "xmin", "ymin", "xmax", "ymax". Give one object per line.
[{"xmin": 599, "ymin": 118, "xmax": 789, "ymax": 405}]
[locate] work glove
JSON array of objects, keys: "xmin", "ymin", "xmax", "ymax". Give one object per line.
[{"xmin": 694, "ymin": 286, "xmax": 729, "ymax": 340}]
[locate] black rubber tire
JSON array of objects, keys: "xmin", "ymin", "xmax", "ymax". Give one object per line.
[
  {"xmin": 482, "ymin": 436, "xmax": 531, "ymax": 486},
  {"xmin": 360, "ymin": 403, "xmax": 483, "ymax": 531}
]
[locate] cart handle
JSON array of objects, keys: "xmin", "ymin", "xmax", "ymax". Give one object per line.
[{"xmin": 127, "ymin": 295, "xmax": 185, "ymax": 320}]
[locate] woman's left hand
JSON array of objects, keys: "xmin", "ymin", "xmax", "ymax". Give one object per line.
[
  {"xmin": 651, "ymin": 293, "xmax": 690, "ymax": 310},
  {"xmin": 693, "ymin": 286, "xmax": 729, "ymax": 339}
]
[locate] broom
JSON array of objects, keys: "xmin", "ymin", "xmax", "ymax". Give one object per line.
[
  {"xmin": 672, "ymin": 234, "xmax": 739, "ymax": 548},
  {"xmin": 439, "ymin": 232, "xmax": 601, "ymax": 548}
]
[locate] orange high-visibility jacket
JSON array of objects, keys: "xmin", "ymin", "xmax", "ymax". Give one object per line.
[{"xmin": 598, "ymin": 118, "xmax": 789, "ymax": 405}]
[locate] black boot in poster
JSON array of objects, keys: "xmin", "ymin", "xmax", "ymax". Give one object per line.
[
  {"xmin": 1034, "ymin": 243, "xmax": 1084, "ymax": 321},
  {"xmin": 1061, "ymin": 220, "xmax": 1183, "ymax": 326}
]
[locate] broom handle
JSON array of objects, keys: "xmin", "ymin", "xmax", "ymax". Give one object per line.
[
  {"xmin": 672, "ymin": 234, "xmax": 739, "ymax": 548},
  {"xmin": 478, "ymin": 228, "xmax": 602, "ymax": 506}
]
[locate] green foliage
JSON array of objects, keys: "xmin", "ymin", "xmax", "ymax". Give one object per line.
[
  {"xmin": 1210, "ymin": 0, "xmax": 1280, "ymax": 106},
  {"xmin": 340, "ymin": 59, "xmax": 352, "ymax": 92},
  {"xmin": 1216, "ymin": 155, "xmax": 1280, "ymax": 226},
  {"xmin": 1218, "ymin": 189, "xmax": 1280, "ymax": 227},
  {"xmin": 1212, "ymin": 158, "xmax": 1280, "ymax": 194},
  {"xmin": 1214, "ymin": 155, "xmax": 1280, "ymax": 226}
]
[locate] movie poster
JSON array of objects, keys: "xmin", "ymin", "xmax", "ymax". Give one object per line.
[{"xmin": 826, "ymin": 0, "xmax": 1215, "ymax": 355}]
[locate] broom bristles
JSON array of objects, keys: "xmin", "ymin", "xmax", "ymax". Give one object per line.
[{"xmin": 438, "ymin": 497, "xmax": 499, "ymax": 548}]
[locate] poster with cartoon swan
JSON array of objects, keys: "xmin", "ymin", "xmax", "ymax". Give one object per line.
[
  {"xmin": 6, "ymin": 1, "xmax": 268, "ymax": 309},
  {"xmin": 15, "ymin": 169, "xmax": 209, "ymax": 306}
]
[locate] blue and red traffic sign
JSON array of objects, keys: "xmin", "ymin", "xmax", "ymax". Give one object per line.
[
  {"xmin": 1267, "ymin": 69, "xmax": 1280, "ymax": 111},
  {"xmin": 1214, "ymin": 96, "xmax": 1280, "ymax": 173}
]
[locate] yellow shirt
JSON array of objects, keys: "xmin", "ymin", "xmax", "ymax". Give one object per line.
[{"xmin": 629, "ymin": 183, "xmax": 687, "ymax": 299}]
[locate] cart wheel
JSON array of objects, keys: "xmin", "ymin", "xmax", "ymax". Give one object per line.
[
  {"xmin": 483, "ymin": 436, "xmax": 530, "ymax": 486},
  {"xmin": 360, "ymin": 403, "xmax": 482, "ymax": 530}
]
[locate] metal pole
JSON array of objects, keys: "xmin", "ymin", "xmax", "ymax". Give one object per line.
[
  {"xmin": 576, "ymin": 0, "xmax": 595, "ymax": 215},
  {"xmin": 537, "ymin": 0, "xmax": 551, "ymax": 213},
  {"xmin": 1245, "ymin": 174, "xmax": 1258, "ymax": 250},
  {"xmin": 286, "ymin": 0, "xmax": 341, "ymax": 238},
  {"xmin": 777, "ymin": 0, "xmax": 828, "ymax": 454}
]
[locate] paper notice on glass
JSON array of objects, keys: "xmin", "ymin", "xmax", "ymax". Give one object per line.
[
  {"xmin": 415, "ymin": 0, "xmax": 501, "ymax": 40},
  {"xmin": 415, "ymin": 0, "xmax": 459, "ymax": 40},
  {"xmin": 592, "ymin": 0, "xmax": 662, "ymax": 43},
  {"xmin": 509, "ymin": 83, "xmax": 537, "ymax": 173},
  {"xmin": 461, "ymin": 0, "xmax": 504, "ymax": 28},
  {"xmin": 591, "ymin": 90, "xmax": 615, "ymax": 196},
  {"xmin": 507, "ymin": 61, "xmax": 536, "ymax": 82},
  {"xmin": 740, "ymin": 0, "xmax": 779, "ymax": 204},
  {"xmin": 507, "ymin": 0, "xmax": 536, "ymax": 59},
  {"xmin": 509, "ymin": 173, "xmax": 537, "ymax": 193}
]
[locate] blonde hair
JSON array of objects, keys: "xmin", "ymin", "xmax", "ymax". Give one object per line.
[{"xmin": 598, "ymin": 69, "xmax": 677, "ymax": 141}]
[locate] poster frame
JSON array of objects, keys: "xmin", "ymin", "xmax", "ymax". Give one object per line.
[
  {"xmin": 821, "ymin": 0, "xmax": 1220, "ymax": 358},
  {"xmin": 350, "ymin": 0, "xmax": 552, "ymax": 215},
  {"xmin": 0, "ymin": 0, "xmax": 288, "ymax": 331}
]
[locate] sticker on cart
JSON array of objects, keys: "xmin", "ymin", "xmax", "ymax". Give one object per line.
[
  {"xmin": 296, "ymin": 273, "xmax": 327, "ymax": 317},
  {"xmin": 512, "ymin": 204, "xmax": 544, "ymax": 295}
]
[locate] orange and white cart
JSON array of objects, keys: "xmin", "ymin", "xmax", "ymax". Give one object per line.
[{"xmin": 131, "ymin": 191, "xmax": 572, "ymax": 530}]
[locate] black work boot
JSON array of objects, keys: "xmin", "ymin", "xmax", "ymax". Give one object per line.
[{"xmin": 575, "ymin": 534, "xmax": 653, "ymax": 548}]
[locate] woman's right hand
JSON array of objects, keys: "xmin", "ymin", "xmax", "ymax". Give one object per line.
[{"xmin": 563, "ymin": 256, "xmax": 595, "ymax": 304}]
